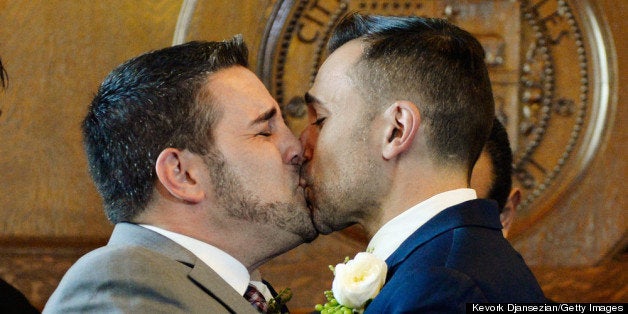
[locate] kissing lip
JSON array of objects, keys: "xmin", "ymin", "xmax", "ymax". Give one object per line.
[
  {"xmin": 298, "ymin": 165, "xmax": 310, "ymax": 191},
  {"xmin": 298, "ymin": 174, "xmax": 314, "ymax": 212}
]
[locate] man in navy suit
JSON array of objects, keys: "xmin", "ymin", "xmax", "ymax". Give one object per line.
[{"xmin": 299, "ymin": 13, "xmax": 546, "ymax": 312}]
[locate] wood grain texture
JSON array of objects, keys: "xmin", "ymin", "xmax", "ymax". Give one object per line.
[
  {"xmin": 0, "ymin": 0, "xmax": 625, "ymax": 311},
  {"xmin": 530, "ymin": 255, "xmax": 628, "ymax": 303},
  {"xmin": 182, "ymin": 0, "xmax": 273, "ymax": 70},
  {"xmin": 0, "ymin": 246, "xmax": 94, "ymax": 311},
  {"xmin": 0, "ymin": 0, "xmax": 183, "ymax": 240},
  {"xmin": 511, "ymin": 0, "xmax": 627, "ymax": 266}
]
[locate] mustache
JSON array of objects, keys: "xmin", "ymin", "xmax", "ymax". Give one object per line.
[{"xmin": 298, "ymin": 163, "xmax": 309, "ymax": 188}]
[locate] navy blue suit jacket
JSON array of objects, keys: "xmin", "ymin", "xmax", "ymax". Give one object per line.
[{"xmin": 365, "ymin": 199, "xmax": 546, "ymax": 313}]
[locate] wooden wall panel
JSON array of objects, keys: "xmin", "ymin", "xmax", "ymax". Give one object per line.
[
  {"xmin": 0, "ymin": 246, "xmax": 89, "ymax": 310},
  {"xmin": 0, "ymin": 0, "xmax": 182, "ymax": 310},
  {"xmin": 183, "ymin": 0, "xmax": 272, "ymax": 70},
  {"xmin": 511, "ymin": 0, "xmax": 627, "ymax": 266},
  {"xmin": 0, "ymin": 0, "xmax": 182, "ymax": 241},
  {"xmin": 0, "ymin": 0, "xmax": 624, "ymax": 311}
]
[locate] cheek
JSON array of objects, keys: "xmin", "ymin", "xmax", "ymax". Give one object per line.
[
  {"xmin": 229, "ymin": 148, "xmax": 283, "ymax": 178},
  {"xmin": 312, "ymin": 137, "xmax": 346, "ymax": 175},
  {"xmin": 303, "ymin": 127, "xmax": 320, "ymax": 151}
]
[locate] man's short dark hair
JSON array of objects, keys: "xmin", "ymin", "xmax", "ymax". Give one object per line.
[
  {"xmin": 484, "ymin": 118, "xmax": 514, "ymax": 211},
  {"xmin": 82, "ymin": 37, "xmax": 248, "ymax": 223},
  {"xmin": 329, "ymin": 13, "xmax": 495, "ymax": 175}
]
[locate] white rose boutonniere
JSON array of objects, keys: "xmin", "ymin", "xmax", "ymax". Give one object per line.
[{"xmin": 315, "ymin": 252, "xmax": 387, "ymax": 314}]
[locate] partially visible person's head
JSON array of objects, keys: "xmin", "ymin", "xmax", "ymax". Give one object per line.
[
  {"xmin": 300, "ymin": 14, "xmax": 495, "ymax": 234},
  {"xmin": 470, "ymin": 118, "xmax": 521, "ymax": 237},
  {"xmin": 0, "ymin": 58, "xmax": 7, "ymax": 90},
  {"xmin": 83, "ymin": 38, "xmax": 315, "ymax": 244},
  {"xmin": 472, "ymin": 118, "xmax": 513, "ymax": 210}
]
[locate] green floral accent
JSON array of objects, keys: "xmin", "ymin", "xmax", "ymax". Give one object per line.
[
  {"xmin": 267, "ymin": 287, "xmax": 292, "ymax": 314},
  {"xmin": 315, "ymin": 290, "xmax": 364, "ymax": 314}
]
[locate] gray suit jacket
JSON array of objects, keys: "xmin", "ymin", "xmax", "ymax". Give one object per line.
[{"xmin": 44, "ymin": 223, "xmax": 259, "ymax": 313}]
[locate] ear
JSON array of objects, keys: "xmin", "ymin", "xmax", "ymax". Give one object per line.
[
  {"xmin": 382, "ymin": 100, "xmax": 421, "ymax": 160},
  {"xmin": 500, "ymin": 188, "xmax": 521, "ymax": 238},
  {"xmin": 155, "ymin": 148, "xmax": 205, "ymax": 204}
]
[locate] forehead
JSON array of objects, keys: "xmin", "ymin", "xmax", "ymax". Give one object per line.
[
  {"xmin": 205, "ymin": 66, "xmax": 279, "ymax": 122},
  {"xmin": 308, "ymin": 40, "xmax": 364, "ymax": 112},
  {"xmin": 321, "ymin": 39, "xmax": 364, "ymax": 74}
]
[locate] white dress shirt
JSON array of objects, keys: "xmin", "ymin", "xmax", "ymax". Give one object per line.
[
  {"xmin": 367, "ymin": 188, "xmax": 477, "ymax": 261},
  {"xmin": 140, "ymin": 225, "xmax": 272, "ymax": 301}
]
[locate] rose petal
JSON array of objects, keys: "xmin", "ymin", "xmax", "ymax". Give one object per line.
[{"xmin": 331, "ymin": 252, "xmax": 387, "ymax": 309}]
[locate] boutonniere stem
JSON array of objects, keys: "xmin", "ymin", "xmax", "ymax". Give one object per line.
[{"xmin": 268, "ymin": 287, "xmax": 292, "ymax": 314}]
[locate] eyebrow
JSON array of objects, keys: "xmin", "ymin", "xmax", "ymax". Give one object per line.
[
  {"xmin": 250, "ymin": 107, "xmax": 277, "ymax": 126},
  {"xmin": 304, "ymin": 92, "xmax": 319, "ymax": 105}
]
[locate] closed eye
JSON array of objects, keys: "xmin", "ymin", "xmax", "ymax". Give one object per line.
[{"xmin": 313, "ymin": 117, "xmax": 326, "ymax": 127}]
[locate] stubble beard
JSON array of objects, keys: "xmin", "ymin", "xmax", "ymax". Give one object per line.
[
  {"xmin": 204, "ymin": 150, "xmax": 317, "ymax": 242},
  {"xmin": 311, "ymin": 161, "xmax": 382, "ymax": 235},
  {"xmin": 308, "ymin": 129, "xmax": 385, "ymax": 235}
]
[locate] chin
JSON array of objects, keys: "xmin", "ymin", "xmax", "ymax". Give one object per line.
[
  {"xmin": 302, "ymin": 227, "xmax": 319, "ymax": 243},
  {"xmin": 277, "ymin": 227, "xmax": 318, "ymax": 250},
  {"xmin": 312, "ymin": 213, "xmax": 334, "ymax": 235}
]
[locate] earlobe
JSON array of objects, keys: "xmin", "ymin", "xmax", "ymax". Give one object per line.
[
  {"xmin": 382, "ymin": 100, "xmax": 420, "ymax": 160},
  {"xmin": 505, "ymin": 188, "xmax": 522, "ymax": 213},
  {"xmin": 155, "ymin": 148, "xmax": 204, "ymax": 204},
  {"xmin": 500, "ymin": 188, "xmax": 521, "ymax": 238}
]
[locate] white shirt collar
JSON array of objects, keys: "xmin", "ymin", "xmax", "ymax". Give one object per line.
[
  {"xmin": 140, "ymin": 224, "xmax": 250, "ymax": 296},
  {"xmin": 249, "ymin": 280, "xmax": 273, "ymax": 302},
  {"xmin": 367, "ymin": 188, "xmax": 477, "ymax": 261}
]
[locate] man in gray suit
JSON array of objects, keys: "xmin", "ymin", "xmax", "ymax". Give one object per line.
[{"xmin": 44, "ymin": 36, "xmax": 316, "ymax": 313}]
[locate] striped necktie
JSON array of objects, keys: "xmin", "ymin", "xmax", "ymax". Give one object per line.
[{"xmin": 244, "ymin": 284, "xmax": 268, "ymax": 313}]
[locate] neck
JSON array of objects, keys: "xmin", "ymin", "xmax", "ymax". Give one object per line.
[{"xmin": 360, "ymin": 161, "xmax": 469, "ymax": 239}]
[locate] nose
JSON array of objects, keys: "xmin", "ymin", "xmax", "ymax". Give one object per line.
[
  {"xmin": 281, "ymin": 127, "xmax": 304, "ymax": 166},
  {"xmin": 299, "ymin": 125, "xmax": 315, "ymax": 161}
]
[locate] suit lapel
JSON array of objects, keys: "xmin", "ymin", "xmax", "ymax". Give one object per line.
[
  {"xmin": 188, "ymin": 262, "xmax": 259, "ymax": 314},
  {"xmin": 108, "ymin": 223, "xmax": 258, "ymax": 314},
  {"xmin": 385, "ymin": 199, "xmax": 502, "ymax": 271}
]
